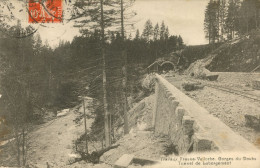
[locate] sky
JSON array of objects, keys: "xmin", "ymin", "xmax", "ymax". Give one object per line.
[
  {"xmin": 132, "ymin": 0, "xmax": 209, "ymax": 45},
  {"xmin": 6, "ymin": 0, "xmax": 209, "ymax": 47}
]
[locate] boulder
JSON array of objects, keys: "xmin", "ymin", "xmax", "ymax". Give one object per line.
[
  {"xmin": 182, "ymin": 82, "xmax": 204, "ymax": 91},
  {"xmin": 205, "ymin": 75, "xmax": 219, "ymax": 81},
  {"xmin": 245, "ymin": 114, "xmax": 260, "ymax": 130},
  {"xmin": 114, "ymin": 154, "xmax": 134, "ymax": 168}
]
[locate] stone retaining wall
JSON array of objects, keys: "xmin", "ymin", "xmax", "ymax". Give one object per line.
[
  {"xmin": 127, "ymin": 100, "xmax": 146, "ymax": 129},
  {"xmin": 153, "ymin": 74, "xmax": 259, "ymax": 154}
]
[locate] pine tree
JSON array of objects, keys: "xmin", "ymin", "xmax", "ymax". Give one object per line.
[
  {"xmin": 142, "ymin": 19, "xmax": 154, "ymax": 41},
  {"xmin": 72, "ymin": 0, "xmax": 136, "ymax": 146},
  {"xmin": 128, "ymin": 33, "xmax": 132, "ymax": 40},
  {"xmin": 120, "ymin": 0, "xmax": 130, "ymax": 135},
  {"xmin": 165, "ymin": 26, "xmax": 169, "ymax": 39},
  {"xmin": 153, "ymin": 23, "xmax": 160, "ymax": 40},
  {"xmin": 238, "ymin": 0, "xmax": 260, "ymax": 35},
  {"xmin": 160, "ymin": 21, "xmax": 166, "ymax": 40},
  {"xmin": 178, "ymin": 35, "xmax": 184, "ymax": 48},
  {"xmin": 225, "ymin": 0, "xmax": 239, "ymax": 39},
  {"xmin": 204, "ymin": 0, "xmax": 220, "ymax": 44},
  {"xmin": 73, "ymin": 0, "xmax": 122, "ymax": 147},
  {"xmin": 109, "ymin": 31, "xmax": 116, "ymax": 43},
  {"xmin": 135, "ymin": 29, "xmax": 140, "ymax": 40},
  {"xmin": 219, "ymin": 0, "xmax": 227, "ymax": 42}
]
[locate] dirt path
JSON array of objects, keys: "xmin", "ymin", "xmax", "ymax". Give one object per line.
[
  {"xmin": 26, "ymin": 98, "xmax": 111, "ymax": 168},
  {"xmin": 100, "ymin": 131, "xmax": 169, "ymax": 165},
  {"xmin": 27, "ymin": 109, "xmax": 83, "ymax": 167}
]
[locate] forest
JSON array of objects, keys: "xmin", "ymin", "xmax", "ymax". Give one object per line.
[{"xmin": 204, "ymin": 0, "xmax": 260, "ymax": 43}]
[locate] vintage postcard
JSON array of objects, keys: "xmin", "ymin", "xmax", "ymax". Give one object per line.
[{"xmin": 0, "ymin": 0, "xmax": 260, "ymax": 168}]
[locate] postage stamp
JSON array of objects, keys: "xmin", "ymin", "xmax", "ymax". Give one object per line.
[{"xmin": 28, "ymin": 0, "xmax": 62, "ymax": 23}]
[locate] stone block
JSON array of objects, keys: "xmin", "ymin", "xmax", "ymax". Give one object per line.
[
  {"xmin": 192, "ymin": 134, "xmax": 214, "ymax": 152},
  {"xmin": 169, "ymin": 95, "xmax": 175, "ymax": 101},
  {"xmin": 192, "ymin": 121, "xmax": 201, "ymax": 133},
  {"xmin": 114, "ymin": 154, "xmax": 135, "ymax": 168},
  {"xmin": 175, "ymin": 107, "xmax": 185, "ymax": 130},
  {"xmin": 176, "ymin": 107, "xmax": 185, "ymax": 118},
  {"xmin": 169, "ymin": 100, "xmax": 179, "ymax": 112},
  {"xmin": 182, "ymin": 116, "xmax": 194, "ymax": 135},
  {"xmin": 252, "ymin": 79, "xmax": 260, "ymax": 90},
  {"xmin": 166, "ymin": 90, "xmax": 172, "ymax": 98},
  {"xmin": 177, "ymin": 134, "xmax": 192, "ymax": 155},
  {"xmin": 245, "ymin": 114, "xmax": 260, "ymax": 130},
  {"xmin": 132, "ymin": 157, "xmax": 158, "ymax": 166},
  {"xmin": 205, "ymin": 75, "xmax": 219, "ymax": 81}
]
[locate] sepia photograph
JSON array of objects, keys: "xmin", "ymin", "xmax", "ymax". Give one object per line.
[{"xmin": 0, "ymin": 0, "xmax": 260, "ymax": 167}]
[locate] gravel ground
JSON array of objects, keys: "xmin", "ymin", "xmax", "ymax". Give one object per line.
[
  {"xmin": 210, "ymin": 72, "xmax": 260, "ymax": 96},
  {"xmin": 165, "ymin": 73, "xmax": 260, "ymax": 149},
  {"xmin": 101, "ymin": 130, "xmax": 169, "ymax": 165}
]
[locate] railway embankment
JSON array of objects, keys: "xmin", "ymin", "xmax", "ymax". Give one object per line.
[{"xmin": 164, "ymin": 72, "xmax": 260, "ymax": 149}]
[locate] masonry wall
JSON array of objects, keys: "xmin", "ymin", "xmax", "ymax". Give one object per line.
[
  {"xmin": 127, "ymin": 100, "xmax": 146, "ymax": 129},
  {"xmin": 153, "ymin": 74, "xmax": 259, "ymax": 155}
]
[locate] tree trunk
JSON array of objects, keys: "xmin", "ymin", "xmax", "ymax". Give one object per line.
[
  {"xmin": 255, "ymin": 8, "xmax": 258, "ymax": 29},
  {"xmin": 121, "ymin": 0, "xmax": 125, "ymax": 39},
  {"xmin": 100, "ymin": 0, "xmax": 111, "ymax": 147},
  {"xmin": 49, "ymin": 64, "xmax": 52, "ymax": 89},
  {"xmin": 120, "ymin": 0, "xmax": 129, "ymax": 135},
  {"xmin": 83, "ymin": 99, "xmax": 88, "ymax": 154},
  {"xmin": 246, "ymin": 9, "xmax": 249, "ymax": 34},
  {"xmin": 217, "ymin": 0, "xmax": 220, "ymax": 43},
  {"xmin": 22, "ymin": 127, "xmax": 26, "ymax": 166},
  {"xmin": 102, "ymin": 48, "xmax": 111, "ymax": 147},
  {"xmin": 209, "ymin": 24, "xmax": 211, "ymax": 44},
  {"xmin": 14, "ymin": 127, "xmax": 20, "ymax": 167},
  {"xmin": 122, "ymin": 51, "xmax": 129, "ymax": 134}
]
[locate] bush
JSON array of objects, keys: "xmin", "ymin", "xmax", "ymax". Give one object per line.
[
  {"xmin": 54, "ymin": 81, "xmax": 80, "ymax": 109},
  {"xmin": 163, "ymin": 142, "xmax": 178, "ymax": 156}
]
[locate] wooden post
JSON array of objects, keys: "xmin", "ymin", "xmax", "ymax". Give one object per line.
[{"xmin": 83, "ymin": 98, "xmax": 88, "ymax": 154}]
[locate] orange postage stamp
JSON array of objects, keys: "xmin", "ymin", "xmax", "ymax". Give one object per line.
[{"xmin": 28, "ymin": 0, "xmax": 62, "ymax": 23}]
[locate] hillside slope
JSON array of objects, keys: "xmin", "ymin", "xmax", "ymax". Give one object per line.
[
  {"xmin": 207, "ymin": 29, "xmax": 260, "ymax": 72},
  {"xmin": 185, "ymin": 29, "xmax": 260, "ymax": 75}
]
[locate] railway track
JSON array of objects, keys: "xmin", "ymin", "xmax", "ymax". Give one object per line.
[{"xmin": 194, "ymin": 80, "xmax": 260, "ymax": 102}]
